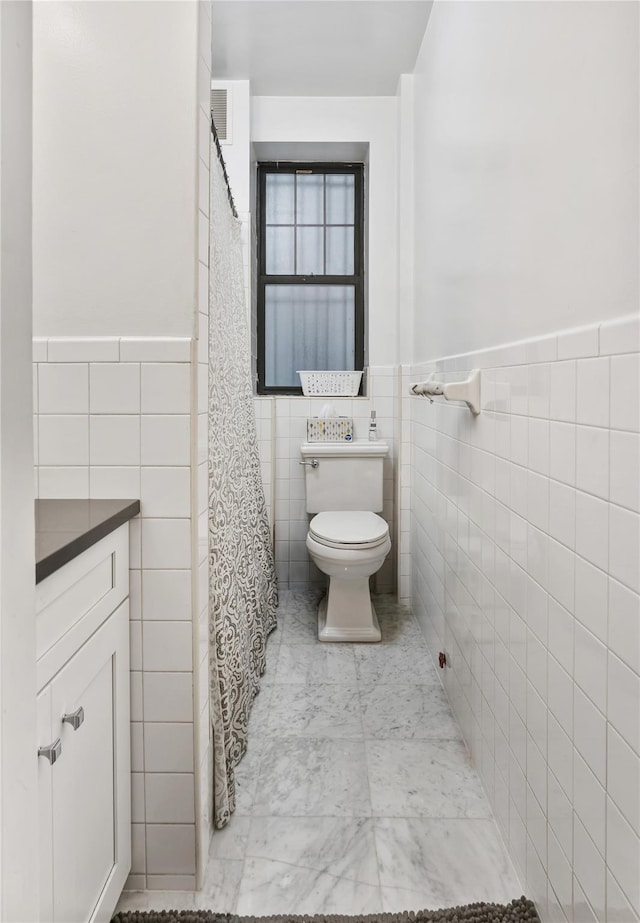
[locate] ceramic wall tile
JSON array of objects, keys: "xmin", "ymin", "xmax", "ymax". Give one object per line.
[{"xmin": 408, "ymin": 317, "xmax": 640, "ymax": 923}]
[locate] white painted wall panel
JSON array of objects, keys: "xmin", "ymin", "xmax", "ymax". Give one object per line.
[
  {"xmin": 410, "ymin": 1, "xmax": 639, "ymax": 360},
  {"xmin": 32, "ymin": 1, "xmax": 200, "ymax": 337}
]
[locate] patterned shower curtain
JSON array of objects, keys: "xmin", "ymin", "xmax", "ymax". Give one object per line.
[{"xmin": 208, "ymin": 145, "xmax": 278, "ymax": 829}]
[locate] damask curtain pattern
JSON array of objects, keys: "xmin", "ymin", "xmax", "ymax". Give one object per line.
[{"xmin": 208, "ymin": 146, "xmax": 278, "ymax": 829}]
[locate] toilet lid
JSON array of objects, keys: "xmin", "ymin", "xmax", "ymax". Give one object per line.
[{"xmin": 309, "ymin": 511, "xmax": 389, "ymax": 549}]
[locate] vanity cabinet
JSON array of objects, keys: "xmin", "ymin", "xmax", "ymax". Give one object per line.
[{"xmin": 36, "ymin": 523, "xmax": 131, "ymax": 923}]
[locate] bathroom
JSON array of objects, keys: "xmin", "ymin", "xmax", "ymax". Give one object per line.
[{"xmin": 0, "ymin": 1, "xmax": 638, "ymax": 922}]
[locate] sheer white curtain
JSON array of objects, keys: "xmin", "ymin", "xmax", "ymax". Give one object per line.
[{"xmin": 208, "ymin": 146, "xmax": 278, "ymax": 828}]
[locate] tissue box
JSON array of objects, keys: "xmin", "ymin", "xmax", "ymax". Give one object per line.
[{"xmin": 307, "ymin": 418, "xmax": 353, "ymax": 442}]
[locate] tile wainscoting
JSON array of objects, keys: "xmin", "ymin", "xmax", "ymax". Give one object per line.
[
  {"xmin": 33, "ymin": 334, "xmax": 211, "ymax": 889},
  {"xmin": 406, "ymin": 314, "xmax": 640, "ymax": 922}
]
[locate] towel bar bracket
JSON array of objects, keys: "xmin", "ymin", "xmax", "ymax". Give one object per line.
[{"xmin": 410, "ymin": 369, "xmax": 481, "ymax": 415}]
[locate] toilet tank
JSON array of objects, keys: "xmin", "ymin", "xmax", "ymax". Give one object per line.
[{"xmin": 300, "ymin": 441, "xmax": 389, "ymax": 513}]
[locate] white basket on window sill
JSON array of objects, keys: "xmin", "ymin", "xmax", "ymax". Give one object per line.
[{"xmin": 297, "ymin": 370, "xmax": 363, "ymax": 397}]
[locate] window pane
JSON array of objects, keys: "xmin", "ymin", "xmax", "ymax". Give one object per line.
[
  {"xmin": 266, "ymin": 226, "xmax": 295, "ymax": 275},
  {"xmin": 326, "ymin": 226, "xmax": 354, "ymax": 275},
  {"xmin": 265, "ymin": 285, "xmax": 355, "ymax": 388},
  {"xmin": 326, "ymin": 174, "xmax": 355, "ymax": 225},
  {"xmin": 265, "ymin": 174, "xmax": 295, "ymax": 224},
  {"xmin": 296, "ymin": 226, "xmax": 324, "ymax": 275},
  {"xmin": 296, "ymin": 174, "xmax": 324, "ymax": 225}
]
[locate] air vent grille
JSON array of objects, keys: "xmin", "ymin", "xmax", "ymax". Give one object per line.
[{"xmin": 211, "ymin": 88, "xmax": 228, "ymax": 141}]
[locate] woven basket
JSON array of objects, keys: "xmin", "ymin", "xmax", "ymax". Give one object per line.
[{"xmin": 297, "ymin": 370, "xmax": 363, "ymax": 397}]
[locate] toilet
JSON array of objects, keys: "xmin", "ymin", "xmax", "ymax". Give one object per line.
[{"xmin": 300, "ymin": 440, "xmax": 391, "ymax": 642}]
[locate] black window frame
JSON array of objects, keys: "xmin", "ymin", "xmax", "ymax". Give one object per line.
[{"xmin": 256, "ymin": 161, "xmax": 365, "ymax": 395}]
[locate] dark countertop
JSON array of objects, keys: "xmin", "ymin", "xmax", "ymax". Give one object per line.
[{"xmin": 36, "ymin": 498, "xmax": 140, "ymax": 584}]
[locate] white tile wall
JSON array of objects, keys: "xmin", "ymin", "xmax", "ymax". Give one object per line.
[
  {"xmin": 408, "ymin": 315, "xmax": 640, "ymax": 923},
  {"xmin": 33, "ymin": 336, "xmax": 207, "ymax": 889},
  {"xmin": 141, "ymin": 363, "xmax": 191, "ymax": 414},
  {"xmin": 141, "ymin": 415, "xmax": 191, "ymax": 466},
  {"xmin": 38, "ymin": 363, "xmax": 89, "ymax": 413},
  {"xmin": 253, "ymin": 367, "xmax": 399, "ymax": 593}
]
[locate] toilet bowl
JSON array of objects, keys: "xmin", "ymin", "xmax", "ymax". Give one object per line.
[{"xmin": 306, "ymin": 510, "xmax": 391, "ymax": 642}]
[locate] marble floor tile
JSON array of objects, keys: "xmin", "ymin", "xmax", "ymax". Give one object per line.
[
  {"xmin": 245, "ymin": 816, "xmax": 380, "ymax": 885},
  {"xmin": 374, "ymin": 817, "xmax": 521, "ymax": 912},
  {"xmin": 117, "ymin": 595, "xmax": 522, "ymax": 916},
  {"xmin": 275, "ymin": 643, "xmax": 358, "ymax": 684},
  {"xmin": 359, "ymin": 684, "xmax": 463, "ymax": 740},
  {"xmin": 253, "ymin": 737, "xmax": 372, "ymax": 817},
  {"xmin": 267, "ymin": 684, "xmax": 363, "ymax": 738},
  {"xmin": 236, "ymin": 857, "xmax": 382, "ymax": 916},
  {"xmin": 284, "ymin": 586, "xmax": 325, "ymax": 613},
  {"xmin": 208, "ymin": 815, "xmax": 251, "ymax": 860},
  {"xmin": 279, "ymin": 608, "xmax": 319, "ymax": 645},
  {"xmin": 374, "ymin": 597, "xmax": 424, "ymax": 635},
  {"xmin": 376, "ymin": 610, "xmax": 426, "ymax": 646},
  {"xmin": 194, "ymin": 859, "xmax": 245, "ymax": 912},
  {"xmin": 355, "ymin": 645, "xmax": 440, "ymax": 685},
  {"xmin": 367, "ymin": 739, "xmax": 492, "ymax": 818}
]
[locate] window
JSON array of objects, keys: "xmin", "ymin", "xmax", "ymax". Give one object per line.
[{"xmin": 257, "ymin": 163, "xmax": 365, "ymax": 394}]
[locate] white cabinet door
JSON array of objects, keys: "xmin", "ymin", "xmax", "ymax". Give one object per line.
[{"xmin": 38, "ymin": 600, "xmax": 130, "ymax": 923}]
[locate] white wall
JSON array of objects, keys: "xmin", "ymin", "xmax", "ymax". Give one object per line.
[
  {"xmin": 32, "ymin": 1, "xmax": 201, "ymax": 338},
  {"xmin": 252, "ymin": 95, "xmax": 400, "ymax": 367},
  {"xmin": 410, "ymin": 0, "xmax": 639, "ymax": 361},
  {"xmin": 407, "ymin": 2, "xmax": 640, "ymax": 921},
  {"xmin": 0, "ymin": 3, "xmax": 37, "ymax": 918}
]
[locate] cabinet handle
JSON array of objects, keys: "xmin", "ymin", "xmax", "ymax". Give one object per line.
[
  {"xmin": 62, "ymin": 706, "xmax": 85, "ymax": 731},
  {"xmin": 38, "ymin": 739, "xmax": 62, "ymax": 765}
]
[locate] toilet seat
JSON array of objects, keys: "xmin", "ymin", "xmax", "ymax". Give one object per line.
[{"xmin": 309, "ymin": 511, "xmax": 389, "ymax": 551}]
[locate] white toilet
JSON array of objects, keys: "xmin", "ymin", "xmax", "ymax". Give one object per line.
[{"xmin": 300, "ymin": 440, "xmax": 391, "ymax": 642}]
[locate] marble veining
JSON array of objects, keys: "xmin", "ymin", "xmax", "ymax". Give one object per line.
[
  {"xmin": 354, "ymin": 644, "xmax": 441, "ymax": 685},
  {"xmin": 367, "ymin": 739, "xmax": 492, "ymax": 818},
  {"xmin": 374, "ymin": 818, "xmax": 520, "ymax": 911},
  {"xmin": 235, "ymin": 816, "xmax": 383, "ymax": 915},
  {"xmin": 116, "ymin": 594, "xmax": 521, "ymax": 915},
  {"xmin": 252, "ymin": 738, "xmax": 372, "ymax": 817},
  {"xmin": 267, "ymin": 683, "xmax": 363, "ymax": 738},
  {"xmin": 275, "ymin": 643, "xmax": 358, "ymax": 684},
  {"xmin": 243, "ymin": 816, "xmax": 380, "ymax": 885},
  {"xmin": 278, "ymin": 608, "xmax": 319, "ymax": 645},
  {"xmin": 236, "ymin": 857, "xmax": 383, "ymax": 917},
  {"xmin": 194, "ymin": 859, "xmax": 245, "ymax": 911},
  {"xmin": 359, "ymin": 684, "xmax": 463, "ymax": 740}
]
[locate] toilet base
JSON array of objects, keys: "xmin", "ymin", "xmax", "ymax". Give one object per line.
[{"xmin": 317, "ymin": 580, "xmax": 381, "ymax": 643}]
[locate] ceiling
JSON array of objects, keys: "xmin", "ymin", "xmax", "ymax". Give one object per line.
[{"xmin": 211, "ymin": 1, "xmax": 433, "ymax": 96}]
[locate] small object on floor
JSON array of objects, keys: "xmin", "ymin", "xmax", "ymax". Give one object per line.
[{"xmin": 112, "ymin": 895, "xmax": 540, "ymax": 923}]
